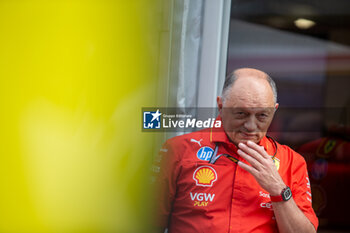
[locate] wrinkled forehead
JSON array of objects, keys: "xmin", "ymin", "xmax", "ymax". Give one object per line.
[
  {"xmin": 222, "ymin": 106, "xmax": 276, "ymax": 114},
  {"xmin": 223, "ymin": 91, "xmax": 275, "ymax": 108}
]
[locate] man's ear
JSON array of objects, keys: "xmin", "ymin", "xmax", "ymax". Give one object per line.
[
  {"xmin": 275, "ymin": 103, "xmax": 279, "ymax": 110},
  {"xmin": 217, "ymin": 96, "xmax": 223, "ymax": 113}
]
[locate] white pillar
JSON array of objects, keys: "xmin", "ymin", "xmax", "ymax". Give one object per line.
[{"xmin": 197, "ymin": 0, "xmax": 231, "ymax": 108}]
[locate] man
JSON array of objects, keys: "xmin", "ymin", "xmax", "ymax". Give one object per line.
[{"xmin": 154, "ymin": 68, "xmax": 318, "ymax": 233}]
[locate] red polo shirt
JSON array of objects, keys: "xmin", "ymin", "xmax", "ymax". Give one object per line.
[{"xmin": 154, "ymin": 126, "xmax": 318, "ymax": 233}]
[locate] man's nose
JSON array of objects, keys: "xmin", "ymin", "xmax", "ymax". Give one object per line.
[{"xmin": 243, "ymin": 116, "xmax": 257, "ymax": 132}]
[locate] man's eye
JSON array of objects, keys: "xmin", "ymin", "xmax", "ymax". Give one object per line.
[
  {"xmin": 234, "ymin": 112, "xmax": 246, "ymax": 118},
  {"xmin": 258, "ymin": 113, "xmax": 268, "ymax": 120}
]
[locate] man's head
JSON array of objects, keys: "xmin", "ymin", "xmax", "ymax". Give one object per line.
[{"xmin": 217, "ymin": 68, "xmax": 279, "ymax": 146}]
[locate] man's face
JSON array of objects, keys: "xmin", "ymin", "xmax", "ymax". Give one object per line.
[{"xmin": 217, "ymin": 77, "xmax": 278, "ymax": 146}]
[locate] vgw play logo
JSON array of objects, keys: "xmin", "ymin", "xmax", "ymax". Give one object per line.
[{"xmin": 143, "ymin": 109, "xmax": 162, "ymax": 129}]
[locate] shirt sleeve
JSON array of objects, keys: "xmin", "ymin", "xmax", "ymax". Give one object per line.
[
  {"xmin": 291, "ymin": 153, "xmax": 319, "ymax": 231},
  {"xmin": 151, "ymin": 139, "xmax": 181, "ymax": 229}
]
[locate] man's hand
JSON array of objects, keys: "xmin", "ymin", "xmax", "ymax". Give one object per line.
[
  {"xmin": 236, "ymin": 140, "xmax": 285, "ymax": 195},
  {"xmin": 236, "ymin": 140, "xmax": 316, "ymax": 233}
]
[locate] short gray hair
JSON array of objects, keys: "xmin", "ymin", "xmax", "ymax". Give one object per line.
[{"xmin": 222, "ymin": 70, "xmax": 278, "ymax": 104}]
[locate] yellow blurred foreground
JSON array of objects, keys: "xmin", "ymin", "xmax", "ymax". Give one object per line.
[{"xmin": 0, "ymin": 0, "xmax": 161, "ymax": 232}]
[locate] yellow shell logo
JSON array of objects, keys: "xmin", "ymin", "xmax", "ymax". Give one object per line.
[{"xmin": 193, "ymin": 166, "xmax": 217, "ymax": 187}]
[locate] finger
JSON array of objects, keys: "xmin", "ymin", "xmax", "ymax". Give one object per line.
[
  {"xmin": 238, "ymin": 142, "xmax": 266, "ymax": 164},
  {"xmin": 237, "ymin": 149, "xmax": 263, "ymax": 171},
  {"xmin": 237, "ymin": 161, "xmax": 258, "ymax": 177},
  {"xmin": 246, "ymin": 140, "xmax": 270, "ymax": 159}
]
